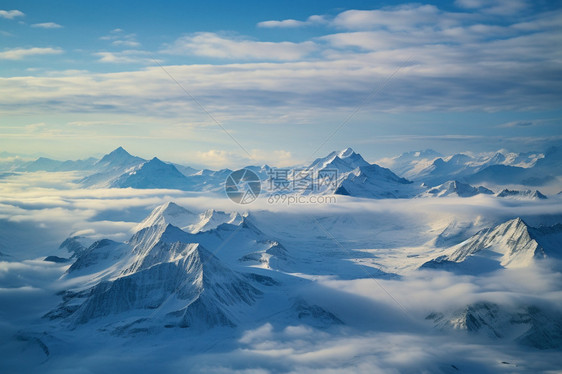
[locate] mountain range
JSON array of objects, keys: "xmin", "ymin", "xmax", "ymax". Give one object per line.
[{"xmin": 3, "ymin": 145, "xmax": 560, "ymax": 199}]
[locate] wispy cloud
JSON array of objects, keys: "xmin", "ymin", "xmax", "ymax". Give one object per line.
[
  {"xmin": 0, "ymin": 10, "xmax": 24, "ymax": 19},
  {"xmin": 162, "ymin": 32, "xmax": 317, "ymax": 60},
  {"xmin": 0, "ymin": 47, "xmax": 62, "ymax": 60},
  {"xmin": 455, "ymin": 0, "xmax": 529, "ymax": 15},
  {"xmin": 31, "ymin": 22, "xmax": 63, "ymax": 29},
  {"xmin": 497, "ymin": 120, "xmax": 544, "ymax": 128},
  {"xmin": 0, "ymin": 3, "xmax": 561, "ymax": 146},
  {"xmin": 94, "ymin": 50, "xmax": 156, "ymax": 64},
  {"xmin": 332, "ymin": 4, "xmax": 448, "ymax": 31},
  {"xmin": 258, "ymin": 15, "xmax": 326, "ymax": 28},
  {"xmin": 100, "ymin": 28, "xmax": 141, "ymax": 48},
  {"xmin": 194, "ymin": 148, "xmax": 299, "ymax": 168}
]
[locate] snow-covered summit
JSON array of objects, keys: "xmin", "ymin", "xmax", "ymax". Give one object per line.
[
  {"xmin": 308, "ymin": 147, "xmax": 370, "ymax": 173},
  {"xmin": 422, "ymin": 218, "xmax": 548, "ymax": 270},
  {"xmin": 95, "ymin": 146, "xmax": 145, "ymax": 170},
  {"xmin": 110, "ymin": 157, "xmax": 191, "ymax": 189},
  {"xmin": 134, "ymin": 202, "xmax": 198, "ymax": 233},
  {"xmin": 134, "ymin": 202, "xmax": 244, "ymax": 234}
]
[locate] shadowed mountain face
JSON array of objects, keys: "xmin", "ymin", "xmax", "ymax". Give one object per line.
[
  {"xmin": 53, "ymin": 221, "xmax": 263, "ymax": 330},
  {"xmin": 110, "ymin": 157, "xmax": 193, "ymax": 189},
  {"xmin": 426, "ymin": 301, "xmax": 562, "ymax": 349},
  {"xmin": 95, "ymin": 146, "xmax": 145, "ymax": 170},
  {"xmin": 47, "ymin": 202, "xmax": 303, "ymax": 332}
]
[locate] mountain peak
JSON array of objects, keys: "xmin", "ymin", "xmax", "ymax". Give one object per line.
[
  {"xmin": 106, "ymin": 146, "xmax": 132, "ymax": 158},
  {"xmin": 423, "ymin": 217, "xmax": 544, "ymax": 269},
  {"xmin": 309, "ymin": 147, "xmax": 369, "ymax": 172},
  {"xmin": 497, "ymin": 189, "xmax": 547, "ymax": 200},
  {"xmin": 133, "ymin": 202, "xmax": 197, "ymax": 233},
  {"xmin": 96, "ymin": 146, "xmax": 144, "ymax": 169},
  {"xmin": 338, "ymin": 147, "xmax": 355, "ymax": 158}
]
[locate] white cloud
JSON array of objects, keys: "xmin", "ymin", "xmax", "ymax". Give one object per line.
[
  {"xmin": 195, "ymin": 149, "xmax": 234, "ymax": 168},
  {"xmin": 0, "ymin": 4, "xmax": 560, "ymax": 130},
  {"xmin": 455, "ymin": 0, "xmax": 529, "ymax": 14},
  {"xmin": 332, "ymin": 4, "xmax": 447, "ymax": 31},
  {"xmin": 0, "ymin": 47, "xmax": 62, "ymax": 60},
  {"xmin": 258, "ymin": 15, "xmax": 326, "ymax": 28},
  {"xmin": 0, "ymin": 10, "xmax": 24, "ymax": 19},
  {"xmin": 111, "ymin": 40, "xmax": 140, "ymax": 47},
  {"xmin": 94, "ymin": 50, "xmax": 155, "ymax": 64},
  {"xmin": 194, "ymin": 149, "xmax": 299, "ymax": 168},
  {"xmin": 100, "ymin": 29, "xmax": 141, "ymax": 48},
  {"xmin": 497, "ymin": 120, "xmax": 545, "ymax": 128},
  {"xmin": 162, "ymin": 32, "xmax": 317, "ymax": 61},
  {"xmin": 31, "ymin": 22, "xmax": 63, "ymax": 29}
]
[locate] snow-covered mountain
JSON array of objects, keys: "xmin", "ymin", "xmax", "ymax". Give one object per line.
[
  {"xmin": 286, "ymin": 147, "xmax": 422, "ymax": 199},
  {"xmin": 11, "ymin": 145, "xmax": 560, "ymax": 202},
  {"xmin": 50, "ymin": 221, "xmax": 263, "ymax": 330},
  {"xmin": 134, "ymin": 202, "xmax": 199, "ymax": 232},
  {"xmin": 496, "ymin": 189, "xmax": 547, "ymax": 200},
  {"xmin": 334, "ymin": 163, "xmax": 420, "ymax": 198},
  {"xmin": 387, "ymin": 149, "xmax": 549, "ymax": 187},
  {"xmin": 376, "ymin": 149, "xmax": 443, "ymax": 179},
  {"xmin": 426, "ymin": 301, "xmax": 562, "ymax": 349},
  {"xmin": 466, "ymin": 146, "xmax": 561, "ymax": 186},
  {"xmin": 80, "ymin": 147, "xmax": 146, "ymax": 187},
  {"xmin": 47, "ymin": 202, "xmax": 296, "ymax": 331},
  {"xmin": 16, "ymin": 157, "xmax": 97, "ymax": 172},
  {"xmin": 421, "ymin": 180, "xmax": 493, "ymax": 198},
  {"xmin": 190, "ymin": 209, "xmax": 243, "ymax": 233},
  {"xmin": 134, "ymin": 202, "xmax": 242, "ymax": 234},
  {"xmin": 110, "ymin": 157, "xmax": 193, "ymax": 190},
  {"xmin": 94, "ymin": 146, "xmax": 145, "ymax": 170},
  {"xmin": 308, "ymin": 147, "xmax": 371, "ymax": 173},
  {"xmin": 421, "ymin": 218, "xmax": 561, "ymax": 271},
  {"xmin": 58, "ymin": 236, "xmax": 95, "ymax": 259}
]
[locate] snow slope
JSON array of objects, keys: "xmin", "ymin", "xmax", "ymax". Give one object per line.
[
  {"xmin": 421, "ymin": 218, "xmax": 558, "ymax": 270},
  {"xmin": 51, "ymin": 222, "xmax": 263, "ymax": 330}
]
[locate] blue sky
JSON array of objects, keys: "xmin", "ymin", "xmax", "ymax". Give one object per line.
[{"xmin": 0, "ymin": 0, "xmax": 561, "ymax": 167}]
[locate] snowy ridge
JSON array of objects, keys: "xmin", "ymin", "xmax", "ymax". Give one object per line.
[
  {"xmin": 422, "ymin": 180, "xmax": 493, "ymax": 198},
  {"xmin": 134, "ymin": 202, "xmax": 198, "ymax": 233},
  {"xmin": 290, "ymin": 147, "xmax": 422, "ymax": 199},
  {"xmin": 422, "ymin": 218, "xmax": 548, "ymax": 269},
  {"xmin": 496, "ymin": 189, "xmax": 547, "ymax": 200},
  {"xmin": 190, "ymin": 209, "xmax": 243, "ymax": 233},
  {"xmin": 334, "ymin": 163, "xmax": 420, "ymax": 199},
  {"xmin": 134, "ymin": 203, "xmax": 244, "ymax": 234}
]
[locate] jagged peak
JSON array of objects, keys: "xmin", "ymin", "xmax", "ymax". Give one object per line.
[
  {"xmin": 96, "ymin": 146, "xmax": 144, "ymax": 168},
  {"xmin": 112, "ymin": 146, "xmax": 128, "ymax": 153},
  {"xmin": 133, "ymin": 202, "xmax": 197, "ymax": 233},
  {"xmin": 497, "ymin": 189, "xmax": 547, "ymax": 199},
  {"xmin": 338, "ymin": 147, "xmax": 355, "ymax": 158},
  {"xmin": 493, "ymin": 217, "xmax": 529, "ymax": 232},
  {"xmin": 147, "ymin": 201, "xmax": 195, "ymax": 219},
  {"xmin": 104, "ymin": 146, "xmax": 132, "ymax": 158},
  {"xmin": 159, "ymin": 201, "xmax": 190, "ymax": 213}
]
